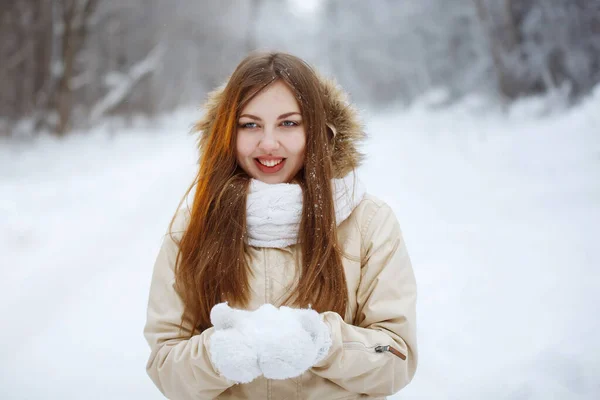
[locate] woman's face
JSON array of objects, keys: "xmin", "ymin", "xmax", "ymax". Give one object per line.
[{"xmin": 236, "ymin": 80, "xmax": 306, "ymax": 184}]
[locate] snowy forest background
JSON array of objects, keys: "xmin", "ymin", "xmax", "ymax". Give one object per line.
[
  {"xmin": 1, "ymin": 0, "xmax": 600, "ymax": 136},
  {"xmin": 2, "ymin": 1, "xmax": 600, "ymax": 400}
]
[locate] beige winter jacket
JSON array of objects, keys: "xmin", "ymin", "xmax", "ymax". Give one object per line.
[{"xmin": 143, "ymin": 74, "xmax": 418, "ymax": 399}]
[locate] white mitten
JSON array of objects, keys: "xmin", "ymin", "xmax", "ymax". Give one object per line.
[
  {"xmin": 208, "ymin": 302, "xmax": 262, "ymax": 384},
  {"xmin": 254, "ymin": 305, "xmax": 331, "ymax": 380},
  {"xmin": 280, "ymin": 306, "xmax": 332, "ymax": 365}
]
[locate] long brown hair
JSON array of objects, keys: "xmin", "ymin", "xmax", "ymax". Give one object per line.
[{"xmin": 172, "ymin": 52, "xmax": 348, "ymax": 334}]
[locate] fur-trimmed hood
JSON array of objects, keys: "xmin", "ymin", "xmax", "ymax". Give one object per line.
[{"xmin": 194, "ymin": 75, "xmax": 366, "ymax": 178}]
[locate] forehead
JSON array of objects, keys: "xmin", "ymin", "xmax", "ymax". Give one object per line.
[{"xmin": 241, "ymin": 80, "xmax": 300, "ymax": 115}]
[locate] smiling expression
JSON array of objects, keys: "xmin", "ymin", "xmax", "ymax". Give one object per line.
[{"xmin": 236, "ymin": 80, "xmax": 306, "ymax": 184}]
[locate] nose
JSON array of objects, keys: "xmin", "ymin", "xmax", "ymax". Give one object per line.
[{"xmin": 258, "ymin": 129, "xmax": 279, "ymax": 152}]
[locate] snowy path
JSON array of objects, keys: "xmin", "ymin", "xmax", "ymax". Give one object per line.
[
  {"xmin": 1, "ymin": 113, "xmax": 198, "ymax": 399},
  {"xmin": 1, "ymin": 98, "xmax": 599, "ymax": 399}
]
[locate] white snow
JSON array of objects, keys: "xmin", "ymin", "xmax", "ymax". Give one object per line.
[{"xmin": 1, "ymin": 89, "xmax": 599, "ymax": 399}]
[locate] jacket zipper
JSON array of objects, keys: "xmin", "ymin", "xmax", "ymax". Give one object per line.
[
  {"xmin": 374, "ymin": 345, "xmax": 407, "ymax": 360},
  {"xmin": 343, "ymin": 341, "xmax": 407, "ymax": 360}
]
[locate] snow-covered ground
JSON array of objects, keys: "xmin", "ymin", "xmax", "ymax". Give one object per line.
[{"xmin": 1, "ymin": 90, "xmax": 599, "ymax": 399}]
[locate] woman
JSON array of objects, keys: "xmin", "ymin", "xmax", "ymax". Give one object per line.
[{"xmin": 144, "ymin": 52, "xmax": 417, "ymax": 400}]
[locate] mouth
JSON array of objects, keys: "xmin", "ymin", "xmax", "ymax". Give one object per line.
[{"xmin": 254, "ymin": 157, "xmax": 286, "ymax": 174}]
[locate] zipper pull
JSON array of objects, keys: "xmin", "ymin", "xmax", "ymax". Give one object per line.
[
  {"xmin": 375, "ymin": 345, "xmax": 407, "ymax": 360},
  {"xmin": 375, "ymin": 345, "xmax": 390, "ymax": 353}
]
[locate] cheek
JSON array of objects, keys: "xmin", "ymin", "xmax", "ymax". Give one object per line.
[
  {"xmin": 286, "ymin": 132, "xmax": 306, "ymax": 156},
  {"xmin": 236, "ymin": 133, "xmax": 255, "ymax": 158}
]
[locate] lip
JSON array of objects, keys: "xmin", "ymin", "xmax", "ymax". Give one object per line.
[{"xmin": 254, "ymin": 158, "xmax": 286, "ymax": 174}]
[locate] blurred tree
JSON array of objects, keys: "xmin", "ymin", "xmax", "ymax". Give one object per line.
[
  {"xmin": 53, "ymin": 0, "xmax": 99, "ymax": 135},
  {"xmin": 474, "ymin": 0, "xmax": 521, "ymax": 99},
  {"xmin": 321, "ymin": 0, "xmax": 483, "ymax": 105},
  {"xmin": 0, "ymin": 0, "xmax": 58, "ymax": 135},
  {"xmin": 1, "ymin": 0, "xmax": 599, "ymax": 137},
  {"xmin": 475, "ymin": 0, "xmax": 600, "ymax": 100}
]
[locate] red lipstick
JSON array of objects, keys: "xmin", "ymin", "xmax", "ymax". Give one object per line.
[{"xmin": 254, "ymin": 158, "xmax": 286, "ymax": 174}]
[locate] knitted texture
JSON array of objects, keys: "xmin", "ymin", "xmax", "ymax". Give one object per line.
[{"xmin": 246, "ymin": 172, "xmax": 366, "ymax": 248}]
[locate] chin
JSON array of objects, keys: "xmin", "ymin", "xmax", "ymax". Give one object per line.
[
  {"xmin": 260, "ymin": 175, "xmax": 289, "ymax": 184},
  {"xmin": 253, "ymin": 171, "xmax": 290, "ymax": 184}
]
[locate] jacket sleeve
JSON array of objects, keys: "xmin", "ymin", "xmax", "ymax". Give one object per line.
[
  {"xmin": 311, "ymin": 201, "xmax": 418, "ymax": 397},
  {"xmin": 143, "ymin": 211, "xmax": 233, "ymax": 400}
]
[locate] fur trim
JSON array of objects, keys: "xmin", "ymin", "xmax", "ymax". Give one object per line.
[
  {"xmin": 318, "ymin": 76, "xmax": 366, "ymax": 178},
  {"xmin": 193, "ymin": 75, "xmax": 366, "ymax": 178}
]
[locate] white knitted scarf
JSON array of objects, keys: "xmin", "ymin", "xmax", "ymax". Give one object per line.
[{"xmin": 246, "ymin": 172, "xmax": 366, "ymax": 248}]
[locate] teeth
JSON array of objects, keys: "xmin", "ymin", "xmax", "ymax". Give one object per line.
[{"xmin": 258, "ymin": 159, "xmax": 283, "ymax": 167}]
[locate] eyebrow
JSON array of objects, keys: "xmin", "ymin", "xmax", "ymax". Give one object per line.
[{"xmin": 239, "ymin": 112, "xmax": 301, "ymax": 121}]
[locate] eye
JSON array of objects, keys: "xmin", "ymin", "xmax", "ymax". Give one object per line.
[
  {"xmin": 239, "ymin": 122, "xmax": 259, "ymax": 129},
  {"xmin": 281, "ymin": 120, "xmax": 300, "ymax": 127}
]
